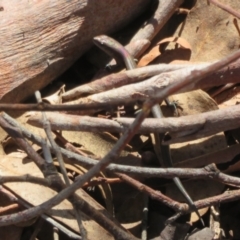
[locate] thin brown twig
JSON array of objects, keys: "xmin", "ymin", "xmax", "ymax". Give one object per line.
[
  {"xmin": 115, "ymin": 172, "xmax": 187, "ymax": 213},
  {"xmin": 0, "ymin": 174, "xmax": 51, "ymax": 186},
  {"xmin": 28, "ymin": 104, "xmax": 240, "ymax": 144},
  {"xmin": 0, "ymin": 64, "xmax": 237, "ymax": 114},
  {"xmin": 0, "ymin": 114, "xmax": 135, "ymax": 240},
  {"xmin": 127, "ymin": 0, "xmax": 185, "ymax": 57},
  {"xmin": 208, "ymin": 0, "xmax": 240, "ymax": 19},
  {"xmin": 35, "ymin": 91, "xmax": 70, "ymax": 186},
  {"xmin": 63, "ymin": 58, "xmax": 240, "ymax": 102},
  {"xmin": 0, "ymin": 203, "xmax": 20, "ymax": 215},
  {"xmin": 82, "ymin": 177, "xmax": 122, "ymax": 188},
  {"xmin": 0, "ymin": 116, "xmax": 58, "ymax": 179},
  {"xmin": 0, "ymin": 172, "xmax": 240, "ymax": 224},
  {"xmin": 4, "ymin": 112, "xmax": 240, "ymax": 185},
  {"xmin": 0, "ymin": 187, "xmax": 81, "ymax": 239},
  {"xmin": 2, "ymin": 112, "xmax": 240, "ymax": 229}
]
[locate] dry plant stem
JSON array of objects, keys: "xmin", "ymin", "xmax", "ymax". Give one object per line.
[
  {"xmin": 67, "ymin": 48, "xmax": 240, "ymax": 108},
  {"xmin": 11, "ymin": 193, "xmax": 82, "ymax": 240},
  {"xmin": 0, "ymin": 116, "xmax": 132, "ymax": 239},
  {"xmin": 29, "ymin": 218, "xmax": 44, "ymax": 240},
  {"xmin": 141, "ymin": 195, "xmax": 148, "ymax": 240},
  {"xmin": 5, "ymin": 112, "xmax": 240, "ymax": 184},
  {"xmin": 62, "ymin": 63, "xmax": 188, "ymax": 101},
  {"xmin": 3, "ymin": 114, "xmax": 240, "ymax": 218},
  {"xmin": 0, "ymin": 182, "xmax": 81, "ymax": 238},
  {"xmin": 208, "ymin": 0, "xmax": 240, "ymax": 19},
  {"xmin": 0, "ymin": 74, "xmax": 152, "ymax": 231},
  {"xmin": 209, "ymin": 83, "xmax": 237, "ymax": 98},
  {"xmin": 4, "ymin": 169, "xmax": 240, "ymax": 219},
  {"xmin": 0, "ymin": 56, "xmax": 240, "ymax": 113},
  {"xmin": 0, "ymin": 117, "xmax": 56, "ymax": 179},
  {"xmin": 126, "ymin": 0, "xmax": 185, "ymax": 57},
  {"xmin": 36, "ymin": 90, "xmax": 87, "ymax": 238},
  {"xmin": 0, "ymin": 117, "xmax": 135, "ymax": 239},
  {"xmin": 82, "ymin": 177, "xmax": 122, "ymax": 188},
  {"xmin": 53, "ymin": 130, "xmax": 97, "ymax": 158},
  {"xmin": 194, "ymin": 189, "xmax": 240, "ymax": 209},
  {"xmin": 35, "ymin": 91, "xmax": 70, "ymax": 186},
  {"xmin": 41, "ymin": 138, "xmax": 53, "ymax": 164},
  {"xmin": 0, "ymin": 203, "xmax": 20, "ymax": 214},
  {"xmin": 0, "ymin": 186, "xmax": 18, "ymax": 203},
  {"xmin": 29, "ymin": 103, "xmax": 240, "ymax": 144},
  {"xmin": 10, "ymin": 49, "xmax": 240, "ymax": 113},
  {"xmin": 99, "ymin": 0, "xmax": 184, "ymax": 69},
  {"xmin": 115, "ymin": 173, "xmax": 186, "ymax": 212},
  {"xmin": 0, "ymin": 174, "xmax": 51, "ymax": 187},
  {"xmin": 0, "ymin": 173, "xmax": 119, "ymax": 196},
  {"xmin": 64, "ymin": 58, "xmax": 240, "ymax": 101}
]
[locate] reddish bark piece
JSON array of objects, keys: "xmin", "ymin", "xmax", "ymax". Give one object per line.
[{"xmin": 0, "ymin": 0, "xmax": 149, "ymax": 103}]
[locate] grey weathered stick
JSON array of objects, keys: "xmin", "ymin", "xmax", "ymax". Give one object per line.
[
  {"xmin": 28, "ymin": 103, "xmax": 240, "ymax": 144},
  {"xmin": 35, "ymin": 91, "xmax": 87, "ymax": 238},
  {"xmin": 93, "ymin": 34, "xmax": 204, "ymax": 224},
  {"xmin": 3, "ymin": 112, "xmax": 240, "ymax": 183},
  {"xmin": 0, "ymin": 58, "xmax": 239, "ymax": 112},
  {"xmin": 126, "ymin": 0, "xmax": 185, "ymax": 57},
  {"xmin": 62, "ymin": 57, "xmax": 240, "ymax": 102},
  {"xmin": 0, "ymin": 114, "xmax": 133, "ymax": 239}
]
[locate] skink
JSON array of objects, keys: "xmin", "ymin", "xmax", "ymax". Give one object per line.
[{"xmin": 93, "ymin": 35, "xmax": 204, "ymax": 226}]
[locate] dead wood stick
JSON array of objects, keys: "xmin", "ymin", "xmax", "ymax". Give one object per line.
[
  {"xmin": 62, "ymin": 58, "xmax": 240, "ymax": 101},
  {"xmin": 4, "ymin": 112, "xmax": 240, "ymax": 187},
  {"xmin": 0, "ymin": 187, "xmax": 81, "ymax": 239},
  {"xmin": 0, "ymin": 115, "xmax": 133, "ymax": 239},
  {"xmin": 0, "ymin": 113, "xmax": 232, "ymax": 179},
  {"xmin": 101, "ymin": 0, "xmax": 185, "ymax": 71},
  {"xmin": 35, "ymin": 91, "xmax": 87, "ymax": 237},
  {"xmin": 2, "ymin": 50, "xmax": 239, "ymax": 113},
  {"xmin": 126, "ymin": 0, "xmax": 185, "ymax": 58},
  {"xmin": 28, "ymin": 104, "xmax": 240, "ymax": 144}
]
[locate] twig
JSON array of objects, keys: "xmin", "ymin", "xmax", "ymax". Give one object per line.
[
  {"xmin": 29, "ymin": 218, "xmax": 44, "ymax": 240},
  {"xmin": 127, "ymin": 0, "xmax": 185, "ymax": 57},
  {"xmin": 41, "ymin": 137, "xmax": 53, "ymax": 164},
  {"xmin": 35, "ymin": 91, "xmax": 70, "ymax": 185},
  {"xmin": 35, "ymin": 91, "xmax": 87, "ymax": 238},
  {"xmin": 4, "ymin": 112, "xmax": 240, "ymax": 184},
  {"xmin": 0, "ymin": 116, "xmax": 59, "ymax": 179},
  {"xmin": 62, "ymin": 63, "xmax": 188, "ymax": 101},
  {"xmin": 2, "ymin": 168, "xmax": 240, "ymax": 229},
  {"xmin": 0, "ymin": 114, "xmax": 133, "ymax": 239},
  {"xmin": 209, "ymin": 83, "xmax": 237, "ymax": 98},
  {"xmin": 0, "ymin": 50, "xmax": 240, "ymax": 113},
  {"xmin": 0, "ymin": 185, "xmax": 81, "ymax": 239},
  {"xmin": 28, "ymin": 104, "xmax": 240, "ymax": 144},
  {"xmin": 141, "ymin": 195, "xmax": 148, "ymax": 240},
  {"xmin": 94, "ymin": 1, "xmax": 184, "ymax": 75},
  {"xmin": 63, "ymin": 58, "xmax": 240, "ymax": 101},
  {"xmin": 208, "ymin": 0, "xmax": 240, "ymax": 19},
  {"xmin": 82, "ymin": 177, "xmax": 121, "ymax": 188},
  {"xmin": 115, "ymin": 173, "xmax": 186, "ymax": 213},
  {"xmin": 0, "ymin": 203, "xmax": 20, "ymax": 214},
  {"xmin": 0, "ymin": 174, "xmax": 51, "ymax": 186}
]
